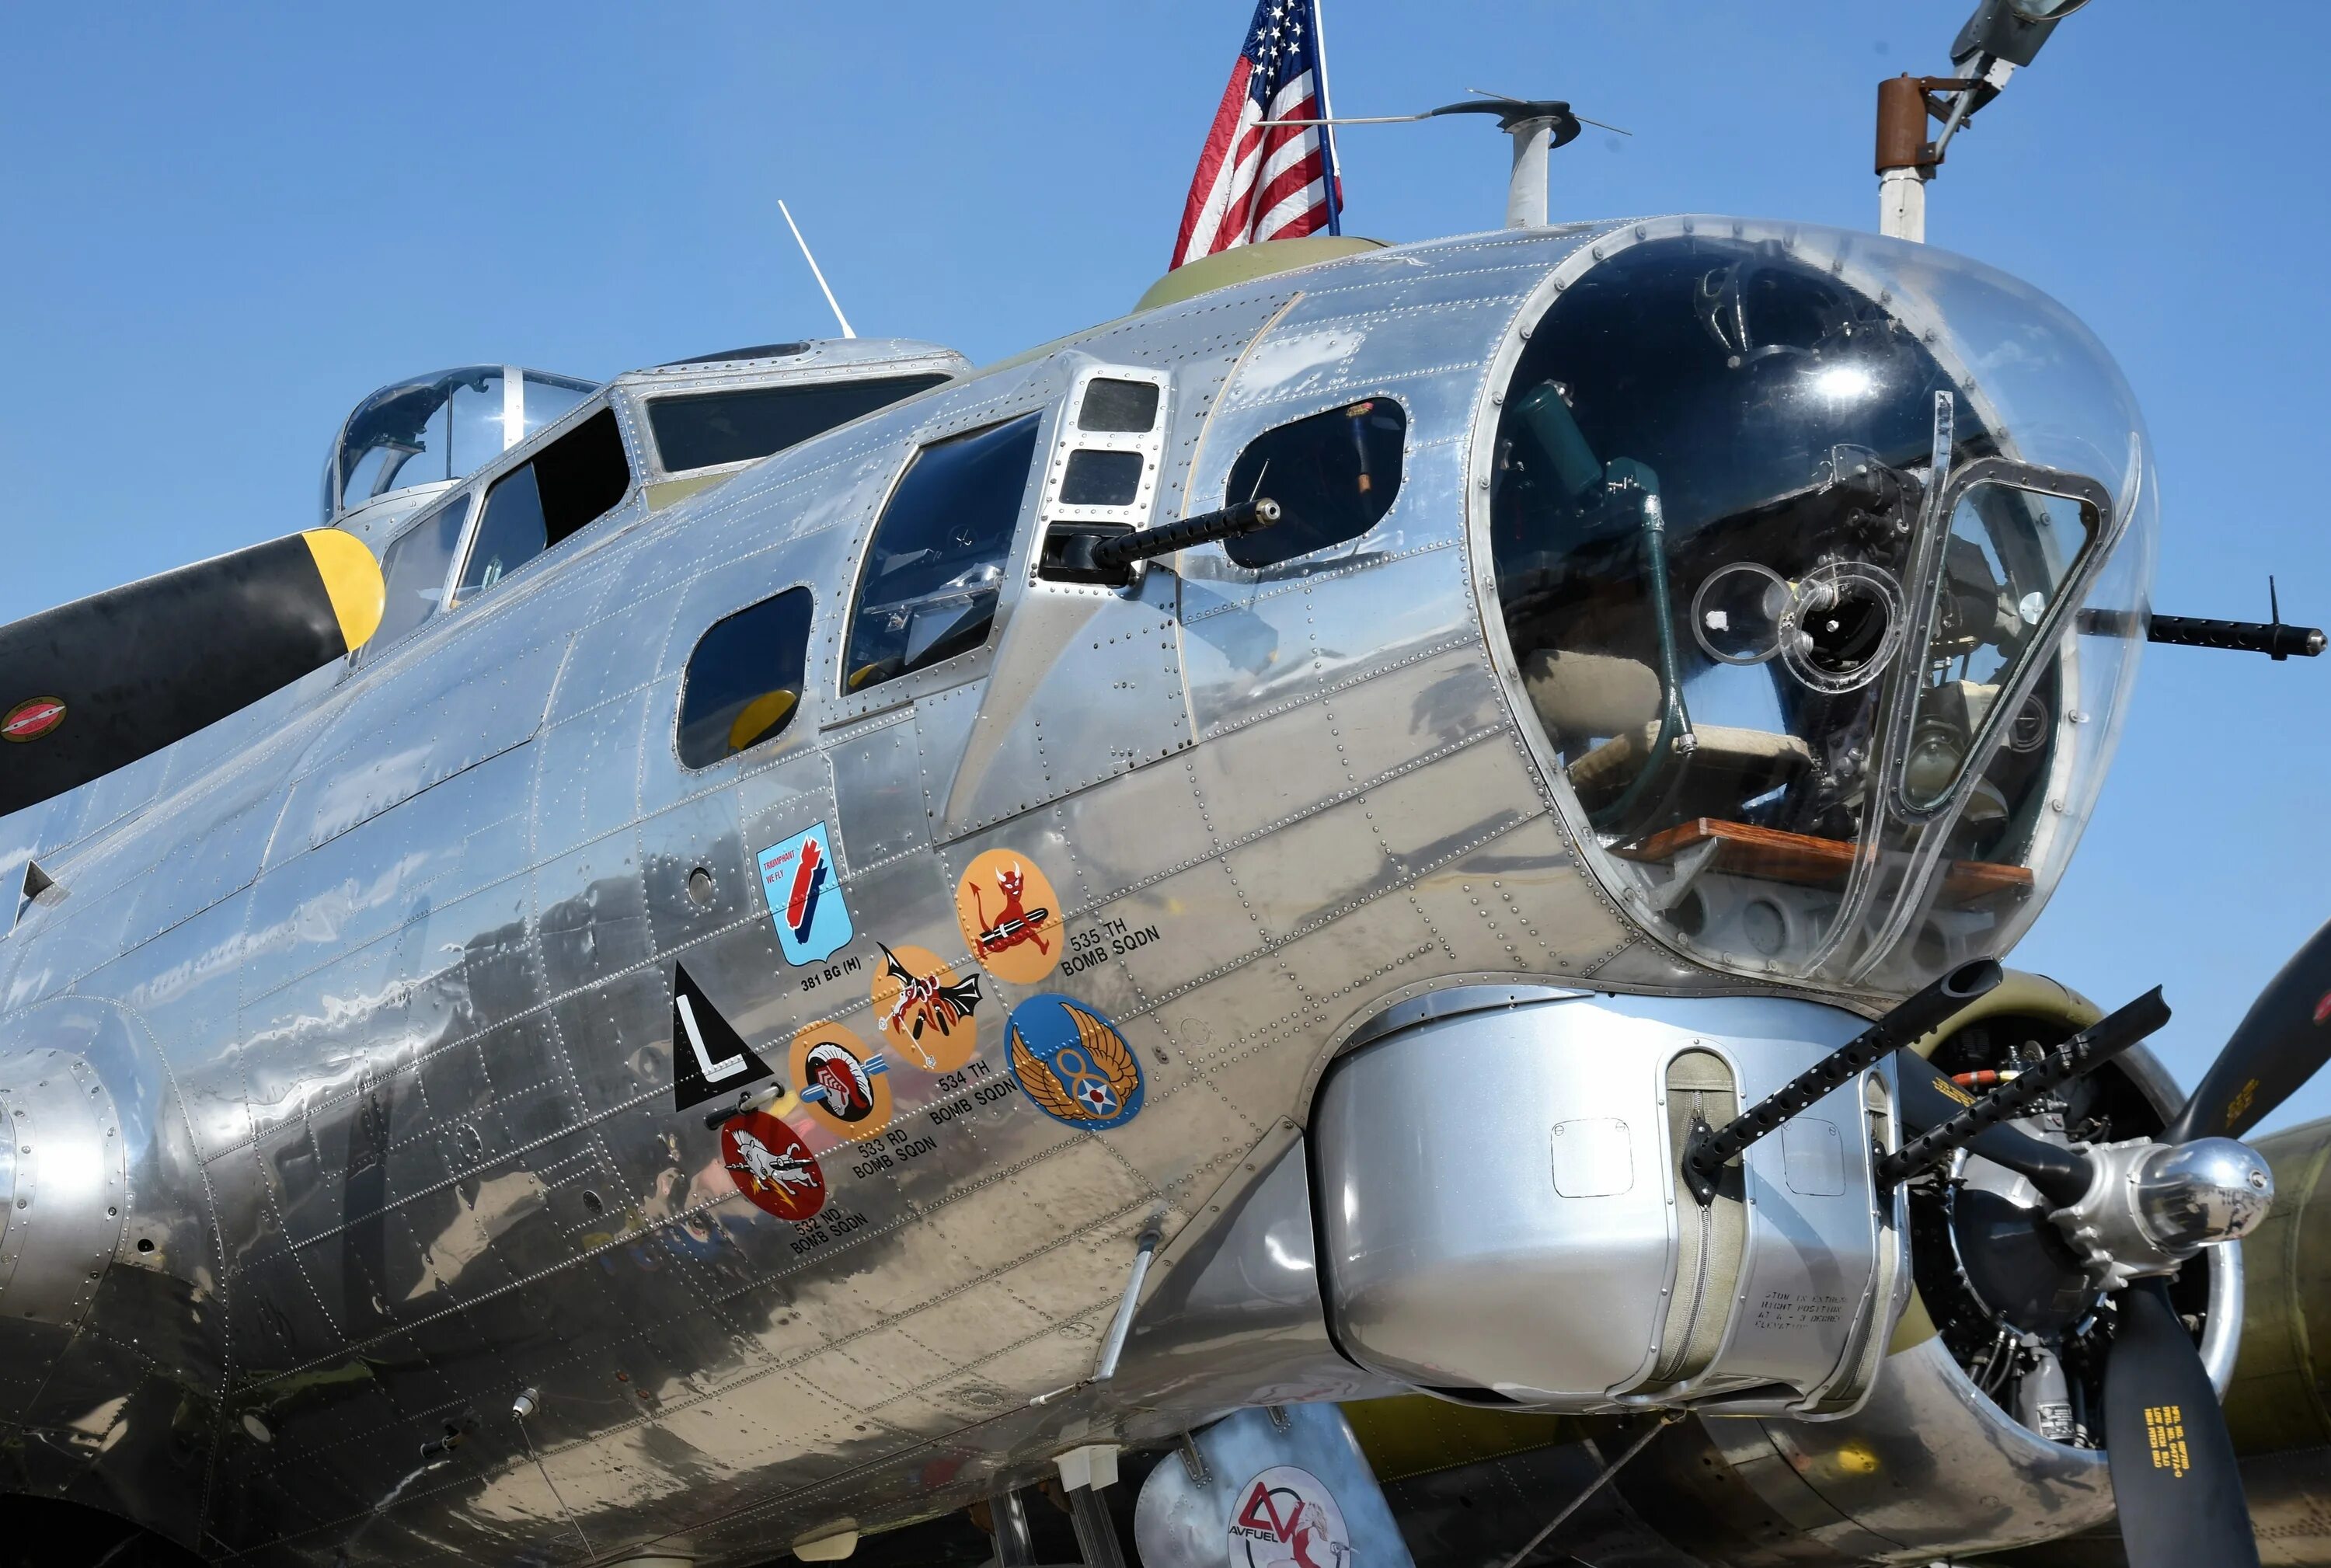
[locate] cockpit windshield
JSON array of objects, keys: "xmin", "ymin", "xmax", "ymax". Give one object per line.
[
  {"xmin": 322, "ymin": 366, "xmax": 596, "ymax": 523},
  {"xmin": 1488, "ymin": 229, "xmax": 2154, "ymax": 994}
]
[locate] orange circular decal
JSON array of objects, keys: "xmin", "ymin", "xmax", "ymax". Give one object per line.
[
  {"xmin": 953, "ymin": 849, "xmax": 1065, "ymax": 986},
  {"xmin": 870, "ymin": 943, "xmax": 984, "ymax": 1073},
  {"xmin": 2, "ymin": 697, "xmax": 66, "ymax": 743},
  {"xmin": 788, "ymin": 1022, "xmax": 892, "ymax": 1141}
]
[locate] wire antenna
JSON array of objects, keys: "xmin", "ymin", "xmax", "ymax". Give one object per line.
[{"xmin": 778, "ymin": 199, "xmax": 856, "ymax": 340}]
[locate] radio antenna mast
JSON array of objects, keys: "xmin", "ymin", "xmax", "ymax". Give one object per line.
[
  {"xmin": 1261, "ymin": 94, "xmax": 1620, "ymax": 229},
  {"xmin": 778, "ymin": 199, "xmax": 856, "ymax": 340}
]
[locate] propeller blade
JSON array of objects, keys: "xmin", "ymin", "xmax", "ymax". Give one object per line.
[
  {"xmin": 2165, "ymin": 916, "xmax": 2331, "ymax": 1144},
  {"xmin": 1897, "ymin": 1051, "xmax": 2092, "ymax": 1206},
  {"xmin": 0, "ymin": 530, "xmax": 383, "ymax": 817},
  {"xmin": 2102, "ymin": 1278, "xmax": 2258, "ymax": 1568}
]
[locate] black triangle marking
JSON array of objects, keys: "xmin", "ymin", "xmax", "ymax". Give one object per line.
[{"xmin": 671, "ymin": 962, "xmax": 775, "ymax": 1112}]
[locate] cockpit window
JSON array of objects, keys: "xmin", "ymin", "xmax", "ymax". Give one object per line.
[
  {"xmin": 336, "ymin": 369, "xmax": 500, "ymax": 514},
  {"xmin": 678, "ymin": 588, "xmax": 814, "ymax": 768},
  {"xmin": 368, "ymin": 493, "xmax": 473, "ymax": 655},
  {"xmin": 844, "ymin": 414, "xmax": 1041, "ymax": 693},
  {"xmin": 456, "ymin": 406, "xmax": 631, "ymax": 601},
  {"xmin": 325, "ymin": 366, "xmax": 598, "ymax": 523},
  {"xmin": 646, "ymin": 375, "xmax": 949, "ymax": 473},
  {"xmin": 1224, "ymin": 399, "xmax": 1406, "ymax": 568}
]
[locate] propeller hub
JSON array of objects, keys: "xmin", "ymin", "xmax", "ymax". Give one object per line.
[{"xmin": 2050, "ymin": 1136, "xmax": 2273, "ymax": 1290}]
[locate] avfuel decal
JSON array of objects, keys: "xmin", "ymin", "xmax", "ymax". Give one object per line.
[{"xmin": 1228, "ymin": 1467, "xmax": 1353, "ymax": 1568}]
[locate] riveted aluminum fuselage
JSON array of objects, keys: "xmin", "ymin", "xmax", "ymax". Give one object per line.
[{"xmin": 0, "ymin": 221, "xmax": 2045, "ymax": 1564}]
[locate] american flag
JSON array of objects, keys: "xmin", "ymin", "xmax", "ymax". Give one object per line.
[{"xmin": 1169, "ymin": 0, "xmax": 1343, "ymax": 270}]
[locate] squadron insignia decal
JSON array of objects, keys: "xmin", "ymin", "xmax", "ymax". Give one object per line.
[
  {"xmin": 1006, "ymin": 994, "xmax": 1144, "ymax": 1129},
  {"xmin": 1228, "ymin": 1466, "xmax": 1352, "ymax": 1568},
  {"xmin": 789, "ymin": 1023, "xmax": 893, "ymax": 1140},
  {"xmin": 955, "ymin": 848, "xmax": 1066, "ymax": 984},
  {"xmin": 758, "ymin": 821, "xmax": 854, "ymax": 965},
  {"xmin": 2, "ymin": 696, "xmax": 66, "ymax": 743},
  {"xmin": 671, "ymin": 963, "xmax": 775, "ymax": 1111},
  {"xmin": 871, "ymin": 943, "xmax": 983, "ymax": 1072},
  {"xmin": 720, "ymin": 1109, "xmax": 826, "ymax": 1222}
]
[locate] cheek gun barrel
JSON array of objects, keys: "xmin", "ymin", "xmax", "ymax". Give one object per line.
[{"xmin": 1679, "ymin": 958, "xmax": 2002, "ymax": 1204}]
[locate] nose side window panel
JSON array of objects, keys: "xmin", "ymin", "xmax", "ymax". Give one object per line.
[
  {"xmin": 678, "ymin": 587, "xmax": 815, "ymax": 768},
  {"xmin": 457, "ymin": 405, "xmax": 632, "ymax": 602},
  {"xmin": 842, "ymin": 413, "xmax": 1042, "ymax": 695},
  {"xmin": 366, "ymin": 493, "xmax": 473, "ymax": 657},
  {"xmin": 1222, "ymin": 398, "xmax": 1406, "ymax": 569}
]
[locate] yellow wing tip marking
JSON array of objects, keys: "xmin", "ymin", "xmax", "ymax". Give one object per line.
[{"xmin": 300, "ymin": 528, "xmax": 385, "ymax": 652}]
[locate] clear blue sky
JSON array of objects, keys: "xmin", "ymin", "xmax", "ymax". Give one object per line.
[{"xmin": 5, "ymin": 3, "xmax": 2326, "ymax": 1132}]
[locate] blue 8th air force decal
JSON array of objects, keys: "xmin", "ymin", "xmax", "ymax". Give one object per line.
[{"xmin": 1005, "ymin": 994, "xmax": 1144, "ymax": 1130}]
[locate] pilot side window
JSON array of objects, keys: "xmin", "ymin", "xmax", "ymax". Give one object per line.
[
  {"xmin": 1223, "ymin": 398, "xmax": 1407, "ymax": 569},
  {"xmin": 647, "ymin": 375, "xmax": 949, "ymax": 473},
  {"xmin": 677, "ymin": 587, "xmax": 814, "ymax": 768},
  {"xmin": 843, "ymin": 413, "xmax": 1041, "ymax": 692},
  {"xmin": 368, "ymin": 493, "xmax": 474, "ymax": 655},
  {"xmin": 456, "ymin": 405, "xmax": 632, "ymax": 601}
]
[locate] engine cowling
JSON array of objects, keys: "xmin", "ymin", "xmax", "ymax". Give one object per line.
[{"xmin": 1611, "ymin": 973, "xmax": 2245, "ymax": 1564}]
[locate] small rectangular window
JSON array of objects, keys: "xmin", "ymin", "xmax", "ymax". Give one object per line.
[
  {"xmin": 647, "ymin": 375, "xmax": 949, "ymax": 474},
  {"xmin": 1077, "ymin": 378, "xmax": 1160, "ymax": 434},
  {"xmin": 1060, "ymin": 449, "xmax": 1145, "ymax": 507},
  {"xmin": 458, "ymin": 406, "xmax": 631, "ymax": 601},
  {"xmin": 368, "ymin": 493, "xmax": 472, "ymax": 653},
  {"xmin": 844, "ymin": 414, "xmax": 1042, "ymax": 693},
  {"xmin": 1224, "ymin": 398, "xmax": 1406, "ymax": 569},
  {"xmin": 678, "ymin": 587, "xmax": 814, "ymax": 768}
]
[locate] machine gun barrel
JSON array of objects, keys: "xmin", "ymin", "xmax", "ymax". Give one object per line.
[
  {"xmin": 1875, "ymin": 986, "xmax": 2171, "ymax": 1191},
  {"xmin": 1089, "ymin": 497, "xmax": 1281, "ymax": 570},
  {"xmin": 1038, "ymin": 499, "xmax": 1283, "ymax": 587},
  {"xmin": 2080, "ymin": 608, "xmax": 2326, "ymax": 660},
  {"xmin": 1680, "ymin": 959, "xmax": 2002, "ymax": 1204}
]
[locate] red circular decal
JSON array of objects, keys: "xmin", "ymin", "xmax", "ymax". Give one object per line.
[
  {"xmin": 2313, "ymin": 990, "xmax": 2331, "ymax": 1026},
  {"xmin": 719, "ymin": 1110, "xmax": 826, "ymax": 1221},
  {"xmin": 2, "ymin": 697, "xmax": 66, "ymax": 743}
]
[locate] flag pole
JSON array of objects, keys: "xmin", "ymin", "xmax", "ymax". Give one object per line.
[{"xmin": 1312, "ymin": 0, "xmax": 1343, "ymax": 235}]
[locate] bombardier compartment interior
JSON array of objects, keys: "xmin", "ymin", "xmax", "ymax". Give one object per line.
[{"xmin": 1486, "ymin": 235, "xmax": 2138, "ymax": 985}]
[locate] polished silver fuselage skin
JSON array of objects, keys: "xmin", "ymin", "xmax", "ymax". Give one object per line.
[{"xmin": 0, "ymin": 221, "xmax": 2060, "ymax": 1565}]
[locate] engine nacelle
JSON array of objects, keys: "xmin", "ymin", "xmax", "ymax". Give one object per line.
[
  {"xmin": 1610, "ymin": 974, "xmax": 2245, "ymax": 1565},
  {"xmin": 1312, "ymin": 988, "xmax": 1905, "ymax": 1416}
]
